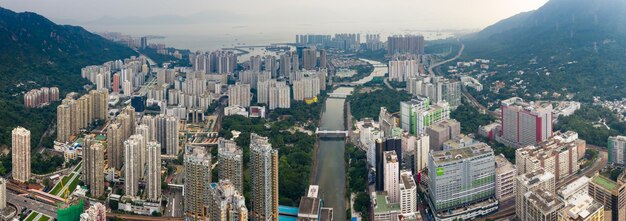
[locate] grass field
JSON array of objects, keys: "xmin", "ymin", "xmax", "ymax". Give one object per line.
[{"xmin": 24, "ymin": 212, "xmax": 39, "ymax": 221}]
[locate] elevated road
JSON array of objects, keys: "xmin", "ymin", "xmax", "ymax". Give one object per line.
[{"xmin": 6, "ymin": 192, "xmax": 58, "ymax": 219}]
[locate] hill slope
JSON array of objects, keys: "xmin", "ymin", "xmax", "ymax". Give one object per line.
[
  {"xmin": 463, "ymin": 0, "xmax": 626, "ymax": 101},
  {"xmin": 0, "ymin": 7, "xmax": 136, "ymax": 148}
]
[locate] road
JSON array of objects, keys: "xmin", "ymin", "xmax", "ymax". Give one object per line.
[
  {"xmin": 428, "ymin": 41, "xmax": 465, "ymax": 76},
  {"xmin": 7, "ymin": 193, "xmax": 58, "ymax": 219},
  {"xmin": 164, "ymin": 188, "xmax": 184, "ymax": 217}
]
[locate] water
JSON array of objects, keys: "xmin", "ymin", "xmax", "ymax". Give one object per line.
[
  {"xmin": 315, "ymin": 87, "xmax": 354, "ymax": 221},
  {"xmin": 352, "ymin": 59, "xmax": 387, "ymax": 85}
]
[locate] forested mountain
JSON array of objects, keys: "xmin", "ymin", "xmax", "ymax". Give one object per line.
[
  {"xmin": 464, "ymin": 0, "xmax": 626, "ymax": 101},
  {"xmin": 0, "ymin": 7, "xmax": 136, "ymax": 147}
]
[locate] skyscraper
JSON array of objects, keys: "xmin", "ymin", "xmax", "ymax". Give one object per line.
[
  {"xmin": 84, "ymin": 139, "xmax": 105, "ymax": 198},
  {"xmin": 302, "ymin": 48, "xmax": 317, "ymax": 70},
  {"xmin": 12, "ymin": 127, "xmax": 30, "ymax": 183},
  {"xmin": 279, "ymin": 52, "xmax": 291, "ymax": 78},
  {"xmin": 165, "ymin": 116, "xmax": 179, "ymax": 155},
  {"xmin": 387, "ymin": 35, "xmax": 425, "ymax": 55},
  {"xmin": 184, "ymin": 146, "xmax": 212, "ymax": 219},
  {"xmin": 57, "ymin": 104, "xmax": 71, "ymax": 143},
  {"xmin": 107, "ymin": 123, "xmax": 123, "ymax": 170},
  {"xmin": 90, "ymin": 89, "xmax": 109, "ymax": 121},
  {"xmin": 207, "ymin": 180, "xmax": 249, "ymax": 221},
  {"xmin": 218, "ymin": 138, "xmax": 244, "ymax": 194},
  {"xmin": 250, "ymin": 133, "xmax": 279, "ymax": 221},
  {"xmin": 228, "ymin": 83, "xmax": 251, "ymax": 108},
  {"xmin": 124, "ymin": 135, "xmax": 143, "ymax": 197},
  {"xmin": 135, "ymin": 124, "xmax": 150, "ymax": 178},
  {"xmin": 384, "ymin": 151, "xmax": 400, "ymax": 203},
  {"xmin": 147, "ymin": 141, "xmax": 161, "ymax": 201}
]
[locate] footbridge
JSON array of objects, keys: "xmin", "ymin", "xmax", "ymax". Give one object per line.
[{"xmin": 316, "ymin": 128, "xmax": 348, "ymax": 137}]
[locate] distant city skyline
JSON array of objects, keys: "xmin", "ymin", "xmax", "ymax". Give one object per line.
[{"xmin": 4, "ymin": 0, "xmax": 548, "ymax": 30}]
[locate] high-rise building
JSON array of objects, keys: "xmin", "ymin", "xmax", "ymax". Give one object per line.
[
  {"xmin": 302, "ymin": 48, "xmax": 317, "ymax": 70},
  {"xmin": 90, "ymin": 89, "xmax": 109, "ymax": 121},
  {"xmin": 250, "ymin": 133, "xmax": 279, "ymax": 221},
  {"xmin": 516, "ymin": 131, "xmax": 581, "ymax": 181},
  {"xmin": 412, "ymin": 134, "xmax": 430, "ymax": 173},
  {"xmin": 401, "ymin": 98, "xmax": 450, "ymax": 135},
  {"xmin": 165, "ymin": 116, "xmax": 179, "ymax": 155},
  {"xmin": 0, "ymin": 178, "xmax": 6, "ymax": 210},
  {"xmin": 80, "ymin": 202, "xmax": 106, "ymax": 221},
  {"xmin": 124, "ymin": 135, "xmax": 143, "ymax": 197},
  {"xmin": 264, "ymin": 55, "xmax": 278, "ymax": 78},
  {"xmin": 57, "ymin": 104, "xmax": 71, "ymax": 143},
  {"xmin": 319, "ymin": 49, "xmax": 327, "ymax": 69},
  {"xmin": 218, "ymin": 138, "xmax": 244, "ymax": 194},
  {"xmin": 147, "ymin": 141, "xmax": 161, "ymax": 201},
  {"xmin": 384, "ymin": 151, "xmax": 400, "ymax": 203},
  {"xmin": 12, "ymin": 127, "xmax": 30, "ymax": 183},
  {"xmin": 207, "ymin": 180, "xmax": 248, "ymax": 221},
  {"xmin": 387, "ymin": 35, "xmax": 425, "ymax": 55},
  {"xmin": 407, "ymin": 76, "xmax": 462, "ymax": 108},
  {"xmin": 516, "ymin": 169, "xmax": 556, "ymax": 221},
  {"xmin": 426, "ymin": 119, "xmax": 461, "ymax": 151},
  {"xmin": 268, "ymin": 82, "xmax": 290, "ymax": 110},
  {"xmin": 135, "ymin": 125, "xmax": 150, "ymax": 178},
  {"xmin": 495, "ymin": 154, "xmax": 516, "ymax": 201},
  {"xmin": 388, "ymin": 56, "xmax": 419, "ymax": 82},
  {"xmin": 428, "ymin": 144, "xmax": 496, "ymax": 213},
  {"xmin": 500, "ymin": 97, "xmax": 553, "ymax": 147},
  {"xmin": 523, "ymin": 188, "xmax": 564, "ymax": 221},
  {"xmin": 609, "ymin": 135, "xmax": 626, "ymax": 165},
  {"xmin": 83, "ymin": 136, "xmax": 105, "ymax": 197},
  {"xmin": 399, "ymin": 171, "xmax": 417, "ymax": 214},
  {"xmin": 184, "ymin": 146, "xmax": 212, "ymax": 219},
  {"xmin": 588, "ymin": 174, "xmax": 626, "ymax": 221},
  {"xmin": 107, "ymin": 123, "xmax": 124, "ymax": 170},
  {"xmin": 228, "ymin": 83, "xmax": 251, "ymax": 108},
  {"xmin": 112, "ymin": 73, "xmax": 120, "ymax": 93},
  {"xmin": 375, "ymin": 138, "xmax": 402, "ymax": 191},
  {"xmin": 279, "ymin": 52, "xmax": 292, "ymax": 78}
]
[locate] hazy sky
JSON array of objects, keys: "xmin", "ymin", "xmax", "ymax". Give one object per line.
[
  {"xmin": 2, "ymin": 0, "xmax": 548, "ymax": 30},
  {"xmin": 1, "ymin": 0, "xmax": 549, "ymax": 50}
]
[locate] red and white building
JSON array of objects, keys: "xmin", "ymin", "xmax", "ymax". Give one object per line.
[{"xmin": 499, "ymin": 97, "xmax": 553, "ymax": 147}]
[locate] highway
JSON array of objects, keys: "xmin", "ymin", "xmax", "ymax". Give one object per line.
[
  {"xmin": 428, "ymin": 41, "xmax": 465, "ymax": 76},
  {"xmin": 7, "ymin": 192, "xmax": 58, "ymax": 219}
]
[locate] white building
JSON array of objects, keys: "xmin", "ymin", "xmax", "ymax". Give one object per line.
[
  {"xmin": 399, "ymin": 171, "xmax": 417, "ymax": 214},
  {"xmin": 228, "ymin": 83, "xmax": 251, "ymax": 108},
  {"xmin": 384, "ymin": 151, "xmax": 400, "ymax": 203},
  {"xmin": 495, "ymin": 154, "xmax": 516, "ymax": 201}
]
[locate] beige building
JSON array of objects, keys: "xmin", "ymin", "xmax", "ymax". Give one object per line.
[
  {"xmin": 250, "ymin": 133, "xmax": 279, "ymax": 221},
  {"xmin": 146, "ymin": 141, "xmax": 161, "ymax": 202},
  {"xmin": 516, "ymin": 131, "xmax": 581, "ymax": 181},
  {"xmin": 83, "ymin": 136, "xmax": 105, "ymax": 197},
  {"xmin": 12, "ymin": 127, "xmax": 30, "ymax": 183},
  {"xmin": 56, "ymin": 104, "xmax": 71, "ymax": 143},
  {"xmin": 557, "ymin": 193, "xmax": 604, "ymax": 221},
  {"xmin": 107, "ymin": 123, "xmax": 123, "ymax": 170},
  {"xmin": 218, "ymin": 138, "xmax": 244, "ymax": 194},
  {"xmin": 184, "ymin": 146, "xmax": 212, "ymax": 220},
  {"xmin": 524, "ymin": 189, "xmax": 564, "ymax": 221},
  {"xmin": 495, "ymin": 154, "xmax": 516, "ymax": 201},
  {"xmin": 207, "ymin": 180, "xmax": 248, "ymax": 221},
  {"xmin": 516, "ymin": 169, "xmax": 556, "ymax": 221}
]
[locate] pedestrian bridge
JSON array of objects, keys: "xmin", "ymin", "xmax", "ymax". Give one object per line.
[{"xmin": 316, "ymin": 128, "xmax": 348, "ymax": 137}]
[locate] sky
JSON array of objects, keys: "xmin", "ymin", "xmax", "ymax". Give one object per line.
[
  {"xmin": 0, "ymin": 0, "xmax": 549, "ymax": 50},
  {"xmin": 1, "ymin": 0, "xmax": 548, "ymax": 29}
]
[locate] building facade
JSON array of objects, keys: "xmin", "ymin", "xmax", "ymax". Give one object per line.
[{"xmin": 12, "ymin": 127, "xmax": 30, "ymax": 183}]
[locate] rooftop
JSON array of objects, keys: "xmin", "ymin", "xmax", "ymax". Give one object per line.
[
  {"xmin": 373, "ymin": 192, "xmax": 401, "ymax": 214},
  {"xmin": 298, "ymin": 197, "xmax": 321, "ymax": 217},
  {"xmin": 591, "ymin": 175, "xmax": 618, "ymax": 191},
  {"xmin": 560, "ymin": 194, "xmax": 603, "ymax": 220},
  {"xmin": 557, "ymin": 176, "xmax": 590, "ymax": 200},
  {"xmin": 525, "ymin": 189, "xmax": 564, "ymax": 214},
  {"xmin": 320, "ymin": 208, "xmax": 333, "ymax": 221},
  {"xmin": 430, "ymin": 143, "xmax": 493, "ymax": 164},
  {"xmin": 519, "ymin": 169, "xmax": 555, "ymax": 187},
  {"xmin": 495, "ymin": 154, "xmax": 516, "ymax": 174},
  {"xmin": 400, "ymin": 171, "xmax": 416, "ymax": 190}
]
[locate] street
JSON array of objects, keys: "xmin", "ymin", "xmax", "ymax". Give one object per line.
[{"xmin": 6, "ymin": 192, "xmax": 58, "ymax": 219}]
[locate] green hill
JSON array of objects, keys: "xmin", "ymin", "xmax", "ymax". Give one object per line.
[
  {"xmin": 0, "ymin": 7, "xmax": 136, "ymax": 148},
  {"xmin": 463, "ymin": 0, "xmax": 626, "ymax": 101}
]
